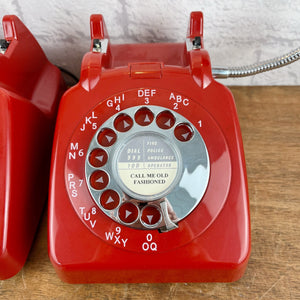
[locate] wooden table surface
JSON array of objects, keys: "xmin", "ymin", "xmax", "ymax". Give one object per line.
[{"xmin": 1, "ymin": 86, "xmax": 299, "ymax": 299}]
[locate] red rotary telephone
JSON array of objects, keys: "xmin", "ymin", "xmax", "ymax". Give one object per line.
[
  {"xmin": 0, "ymin": 16, "xmax": 65, "ymax": 279},
  {"xmin": 48, "ymin": 12, "xmax": 250, "ymax": 283}
]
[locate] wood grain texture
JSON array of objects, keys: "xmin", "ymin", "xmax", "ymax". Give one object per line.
[{"xmin": 0, "ymin": 86, "xmax": 299, "ymax": 299}]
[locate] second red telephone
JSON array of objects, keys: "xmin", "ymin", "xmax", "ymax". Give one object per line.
[{"xmin": 0, "ymin": 16, "xmax": 64, "ymax": 279}]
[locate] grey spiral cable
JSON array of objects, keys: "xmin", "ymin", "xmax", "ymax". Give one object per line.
[{"xmin": 212, "ymin": 47, "xmax": 300, "ymax": 78}]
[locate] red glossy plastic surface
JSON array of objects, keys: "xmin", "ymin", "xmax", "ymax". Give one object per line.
[
  {"xmin": 48, "ymin": 12, "xmax": 250, "ymax": 283},
  {"xmin": 0, "ymin": 16, "xmax": 65, "ymax": 279}
]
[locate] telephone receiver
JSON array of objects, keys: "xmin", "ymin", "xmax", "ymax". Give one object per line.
[{"xmin": 0, "ymin": 15, "xmax": 65, "ymax": 279}]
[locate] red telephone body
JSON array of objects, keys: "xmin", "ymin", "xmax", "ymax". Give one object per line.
[
  {"xmin": 0, "ymin": 16, "xmax": 65, "ymax": 279},
  {"xmin": 49, "ymin": 12, "xmax": 250, "ymax": 283}
]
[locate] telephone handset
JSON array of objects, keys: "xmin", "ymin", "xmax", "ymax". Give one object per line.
[
  {"xmin": 49, "ymin": 12, "xmax": 250, "ymax": 283},
  {"xmin": 0, "ymin": 16, "xmax": 64, "ymax": 279}
]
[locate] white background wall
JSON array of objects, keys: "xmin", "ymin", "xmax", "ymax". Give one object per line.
[{"xmin": 1, "ymin": 0, "xmax": 299, "ymax": 85}]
